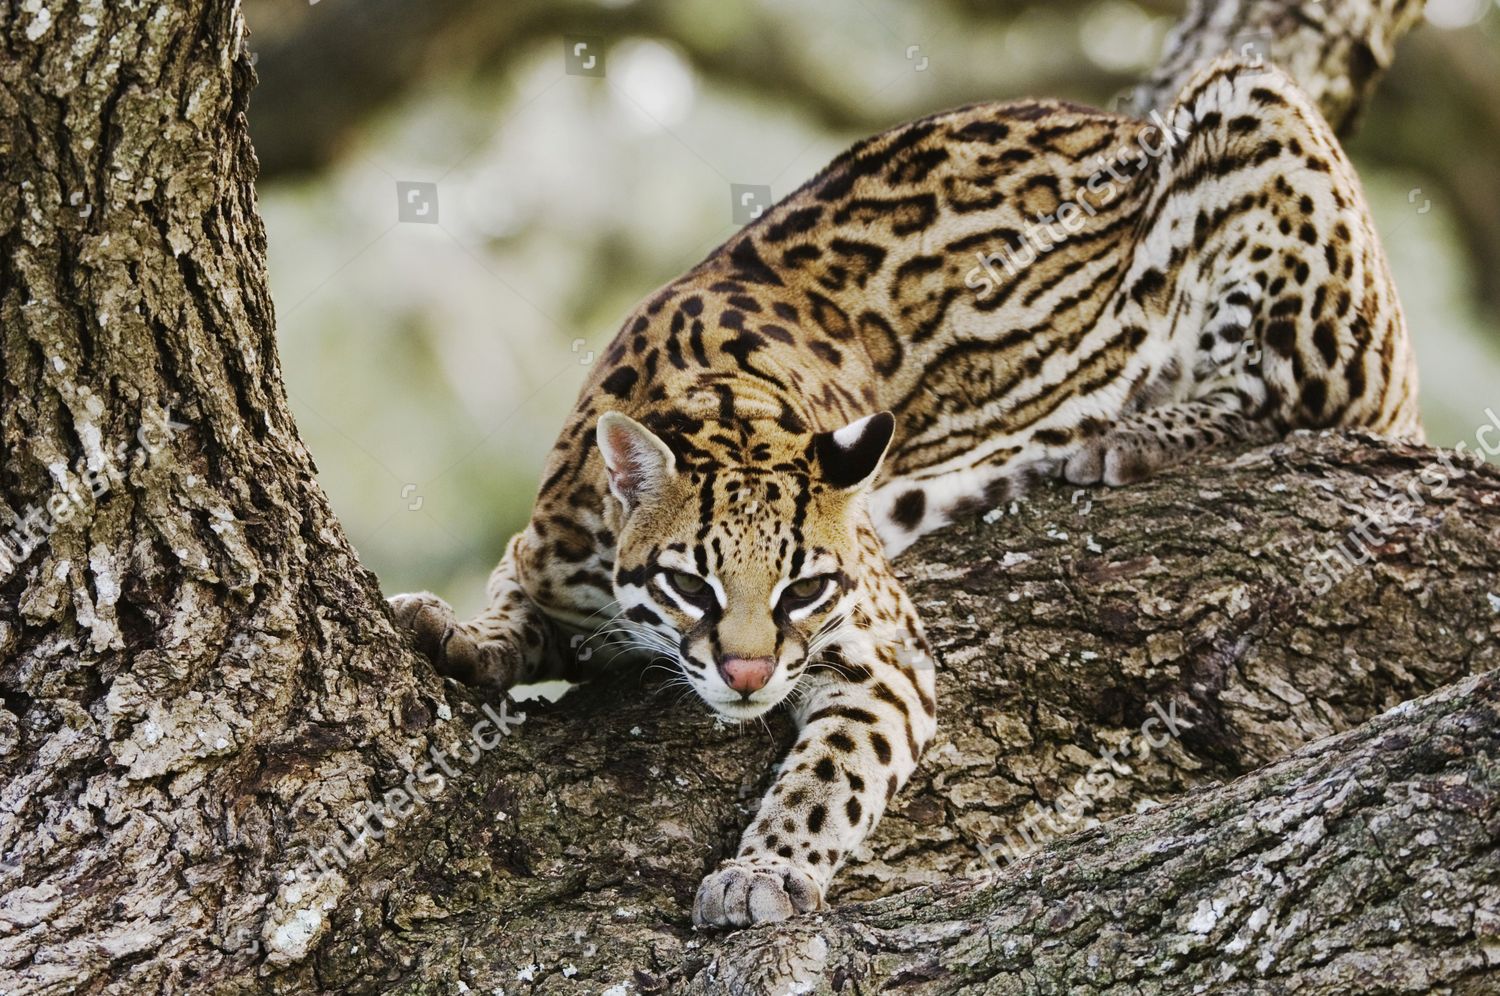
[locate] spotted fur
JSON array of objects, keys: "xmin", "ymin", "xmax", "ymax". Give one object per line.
[{"xmin": 389, "ymin": 59, "xmax": 1419, "ymax": 928}]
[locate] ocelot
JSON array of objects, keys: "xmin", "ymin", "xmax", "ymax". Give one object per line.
[{"xmin": 389, "ymin": 57, "xmax": 1419, "ymax": 928}]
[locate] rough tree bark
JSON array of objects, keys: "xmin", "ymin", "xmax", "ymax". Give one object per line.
[
  {"xmin": 0, "ymin": 2, "xmax": 448, "ymax": 991},
  {"xmin": 1, "ymin": 2, "xmax": 1494, "ymax": 996}
]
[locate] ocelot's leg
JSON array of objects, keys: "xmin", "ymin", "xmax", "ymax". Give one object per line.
[
  {"xmin": 694, "ymin": 585, "xmax": 937, "ymax": 928},
  {"xmin": 388, "ymin": 534, "xmax": 573, "ymax": 690},
  {"xmin": 1061, "ymin": 272, "xmax": 1274, "ymax": 486},
  {"xmin": 1066, "ymin": 59, "xmax": 1421, "ymax": 490},
  {"xmin": 1176, "ymin": 61, "xmax": 1418, "ymax": 438}
]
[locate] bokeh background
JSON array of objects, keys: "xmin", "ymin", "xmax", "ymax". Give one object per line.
[{"xmin": 242, "ymin": 0, "xmax": 1500, "ymax": 617}]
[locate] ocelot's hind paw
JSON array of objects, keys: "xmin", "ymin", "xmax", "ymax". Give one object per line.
[
  {"xmin": 1062, "ymin": 430, "xmax": 1163, "ymax": 486},
  {"xmin": 1062, "ymin": 397, "xmax": 1267, "ymax": 487}
]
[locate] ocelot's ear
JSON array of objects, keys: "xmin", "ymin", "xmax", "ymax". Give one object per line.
[
  {"xmin": 813, "ymin": 411, "xmax": 895, "ymax": 491},
  {"xmin": 597, "ymin": 412, "xmax": 677, "ymax": 509}
]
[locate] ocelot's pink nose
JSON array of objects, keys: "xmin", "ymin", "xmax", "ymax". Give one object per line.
[{"xmin": 718, "ymin": 656, "xmax": 775, "ymax": 695}]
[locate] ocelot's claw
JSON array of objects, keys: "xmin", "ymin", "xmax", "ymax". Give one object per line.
[{"xmin": 387, "ymin": 591, "xmax": 521, "ymax": 690}]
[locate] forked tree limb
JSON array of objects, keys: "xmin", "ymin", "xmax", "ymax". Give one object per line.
[{"xmin": 263, "ymin": 435, "xmax": 1498, "ymax": 994}]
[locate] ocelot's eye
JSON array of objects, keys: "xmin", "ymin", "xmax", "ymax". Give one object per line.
[
  {"xmin": 780, "ymin": 575, "xmax": 832, "ymax": 610},
  {"xmin": 664, "ymin": 570, "xmax": 711, "ymax": 603}
]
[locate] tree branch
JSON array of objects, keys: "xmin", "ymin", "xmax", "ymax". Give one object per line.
[
  {"xmin": 275, "ymin": 435, "xmax": 1499, "ymax": 993},
  {"xmin": 1133, "ymin": 0, "xmax": 1427, "ymax": 133},
  {"xmin": 703, "ymin": 667, "xmax": 1500, "ymax": 994}
]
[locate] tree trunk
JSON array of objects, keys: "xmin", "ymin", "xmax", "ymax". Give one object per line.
[
  {"xmin": 0, "ymin": 2, "xmax": 445, "ymax": 990},
  {"xmin": 4, "ymin": 2, "xmax": 1495, "ymax": 996}
]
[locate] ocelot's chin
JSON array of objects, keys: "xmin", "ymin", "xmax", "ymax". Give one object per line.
[{"xmin": 704, "ymin": 693, "xmax": 786, "ymax": 721}]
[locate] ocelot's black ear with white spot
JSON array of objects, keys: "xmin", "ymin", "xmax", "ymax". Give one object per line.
[
  {"xmin": 597, "ymin": 412, "xmax": 676, "ymax": 509},
  {"xmin": 812, "ymin": 411, "xmax": 895, "ymax": 491}
]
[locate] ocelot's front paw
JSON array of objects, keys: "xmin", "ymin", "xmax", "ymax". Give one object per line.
[
  {"xmin": 692, "ymin": 858, "xmax": 824, "ymax": 929},
  {"xmin": 387, "ymin": 591, "xmax": 520, "ymax": 690}
]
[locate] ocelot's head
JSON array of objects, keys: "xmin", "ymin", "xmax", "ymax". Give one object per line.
[{"xmin": 597, "ymin": 410, "xmax": 894, "ymax": 719}]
